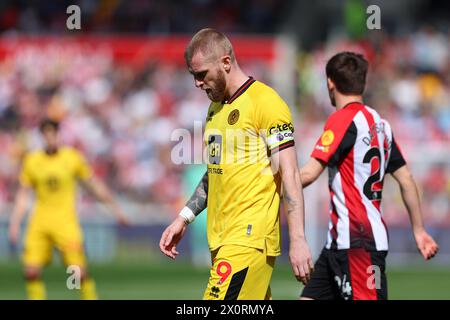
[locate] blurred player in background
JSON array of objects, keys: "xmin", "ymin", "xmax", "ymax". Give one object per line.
[
  {"xmin": 8, "ymin": 118, "xmax": 128, "ymax": 300},
  {"xmin": 160, "ymin": 28, "xmax": 313, "ymax": 300},
  {"xmin": 299, "ymin": 52, "xmax": 439, "ymax": 300}
]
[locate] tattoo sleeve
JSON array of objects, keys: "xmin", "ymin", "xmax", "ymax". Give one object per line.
[{"xmin": 186, "ymin": 171, "xmax": 208, "ymax": 216}]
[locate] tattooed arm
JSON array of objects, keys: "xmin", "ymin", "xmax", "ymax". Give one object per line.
[
  {"xmin": 271, "ymin": 147, "xmax": 314, "ymax": 285},
  {"xmin": 159, "ymin": 171, "xmax": 208, "ymax": 259},
  {"xmin": 185, "ymin": 171, "xmax": 208, "ymax": 216}
]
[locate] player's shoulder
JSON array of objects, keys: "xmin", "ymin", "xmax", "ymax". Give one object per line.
[
  {"xmin": 364, "ymin": 105, "xmax": 393, "ymax": 130},
  {"xmin": 60, "ymin": 145, "xmax": 77, "ymax": 154},
  {"xmin": 363, "ymin": 105, "xmax": 385, "ymax": 122},
  {"xmin": 21, "ymin": 149, "xmax": 49, "ymax": 171},
  {"xmin": 325, "ymin": 103, "xmax": 363, "ymax": 128},
  {"xmin": 374, "ymin": 109, "xmax": 392, "ymax": 128},
  {"xmin": 60, "ymin": 146, "xmax": 84, "ymax": 160},
  {"xmin": 378, "ymin": 115, "xmax": 393, "ymax": 138},
  {"xmin": 329, "ymin": 104, "xmax": 360, "ymax": 119},
  {"xmin": 22, "ymin": 149, "xmax": 42, "ymax": 163},
  {"xmin": 248, "ymin": 80, "xmax": 284, "ymax": 103},
  {"xmin": 247, "ymin": 80, "xmax": 290, "ymax": 118}
]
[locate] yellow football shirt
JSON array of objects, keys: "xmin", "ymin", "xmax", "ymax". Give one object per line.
[
  {"xmin": 204, "ymin": 77, "xmax": 295, "ymax": 256},
  {"xmin": 20, "ymin": 146, "xmax": 92, "ymax": 224}
]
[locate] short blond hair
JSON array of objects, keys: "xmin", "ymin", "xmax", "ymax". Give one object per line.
[{"xmin": 185, "ymin": 28, "xmax": 236, "ymax": 64}]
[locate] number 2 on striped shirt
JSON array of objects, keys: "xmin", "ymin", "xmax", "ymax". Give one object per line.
[{"xmin": 363, "ymin": 146, "xmax": 382, "ymax": 201}]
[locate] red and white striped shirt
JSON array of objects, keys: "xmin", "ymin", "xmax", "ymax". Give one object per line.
[{"xmin": 311, "ymin": 102, "xmax": 406, "ymax": 251}]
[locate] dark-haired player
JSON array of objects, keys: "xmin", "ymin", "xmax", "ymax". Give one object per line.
[
  {"xmin": 299, "ymin": 52, "xmax": 439, "ymax": 300},
  {"xmin": 8, "ymin": 119, "xmax": 128, "ymax": 299}
]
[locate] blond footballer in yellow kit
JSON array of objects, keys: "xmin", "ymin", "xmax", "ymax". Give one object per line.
[{"xmin": 160, "ymin": 29, "xmax": 314, "ymax": 300}]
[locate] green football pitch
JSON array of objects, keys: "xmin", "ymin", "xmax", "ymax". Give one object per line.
[{"xmin": 0, "ymin": 260, "xmax": 449, "ymax": 300}]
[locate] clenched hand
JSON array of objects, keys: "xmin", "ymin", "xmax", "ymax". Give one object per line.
[{"xmin": 414, "ymin": 229, "xmax": 439, "ymax": 260}]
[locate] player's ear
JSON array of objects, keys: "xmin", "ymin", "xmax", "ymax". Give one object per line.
[
  {"xmin": 327, "ymin": 78, "xmax": 335, "ymax": 90},
  {"xmin": 221, "ymin": 55, "xmax": 232, "ymax": 73}
]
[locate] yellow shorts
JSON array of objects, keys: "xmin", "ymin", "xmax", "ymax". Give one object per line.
[
  {"xmin": 22, "ymin": 220, "xmax": 87, "ymax": 268},
  {"xmin": 203, "ymin": 245, "xmax": 275, "ymax": 300}
]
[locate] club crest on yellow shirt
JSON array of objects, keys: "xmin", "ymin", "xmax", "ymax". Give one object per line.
[{"xmin": 228, "ymin": 109, "xmax": 239, "ymax": 125}]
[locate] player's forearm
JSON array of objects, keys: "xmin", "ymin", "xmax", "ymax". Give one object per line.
[
  {"xmin": 300, "ymin": 170, "xmax": 315, "ymax": 188},
  {"xmin": 98, "ymin": 189, "xmax": 123, "ymax": 219},
  {"xmin": 86, "ymin": 177, "xmax": 112, "ymax": 203},
  {"xmin": 102, "ymin": 196, "xmax": 122, "ymax": 217},
  {"xmin": 282, "ymin": 168, "xmax": 307, "ymax": 240},
  {"xmin": 10, "ymin": 207, "xmax": 26, "ymax": 226},
  {"xmin": 86, "ymin": 178, "xmax": 123, "ymax": 218},
  {"xmin": 97, "ymin": 185, "xmax": 114, "ymax": 204},
  {"xmin": 10, "ymin": 188, "xmax": 29, "ymax": 226},
  {"xmin": 300, "ymin": 158, "xmax": 325, "ymax": 188},
  {"xmin": 399, "ymin": 174, "xmax": 425, "ymax": 233},
  {"xmin": 185, "ymin": 171, "xmax": 208, "ymax": 216}
]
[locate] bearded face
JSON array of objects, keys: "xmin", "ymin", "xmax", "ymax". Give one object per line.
[
  {"xmin": 205, "ymin": 67, "xmax": 227, "ymax": 102},
  {"xmin": 188, "ymin": 51, "xmax": 229, "ymax": 103}
]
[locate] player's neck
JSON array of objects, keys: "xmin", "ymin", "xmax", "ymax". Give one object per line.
[
  {"xmin": 225, "ymin": 68, "xmax": 251, "ymax": 102},
  {"xmin": 335, "ymin": 95, "xmax": 363, "ymax": 111},
  {"xmin": 45, "ymin": 146, "xmax": 59, "ymax": 155}
]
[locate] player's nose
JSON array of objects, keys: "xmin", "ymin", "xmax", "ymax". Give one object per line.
[{"xmin": 194, "ymin": 78, "xmax": 204, "ymax": 89}]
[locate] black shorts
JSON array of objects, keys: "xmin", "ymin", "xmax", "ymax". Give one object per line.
[{"xmin": 301, "ymin": 247, "xmax": 387, "ymax": 300}]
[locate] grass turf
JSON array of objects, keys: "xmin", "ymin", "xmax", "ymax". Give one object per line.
[{"xmin": 0, "ymin": 260, "xmax": 449, "ymax": 300}]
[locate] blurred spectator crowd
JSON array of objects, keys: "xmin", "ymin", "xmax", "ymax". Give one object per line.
[
  {"xmin": 0, "ymin": 34, "xmax": 272, "ymax": 218},
  {"xmin": 0, "ymin": 0, "xmax": 288, "ymax": 34},
  {"xmin": 297, "ymin": 26, "xmax": 450, "ymax": 142},
  {"xmin": 0, "ymin": 40, "xmax": 205, "ymax": 208}
]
